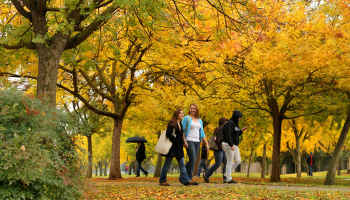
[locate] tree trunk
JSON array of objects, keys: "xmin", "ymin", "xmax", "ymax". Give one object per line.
[
  {"xmin": 154, "ymin": 131, "xmax": 162, "ymax": 177},
  {"xmin": 337, "ymin": 160, "xmax": 341, "ymax": 176},
  {"xmin": 261, "ymin": 144, "xmax": 266, "ymax": 178},
  {"xmin": 95, "ymin": 164, "xmax": 98, "ymax": 176},
  {"xmin": 109, "ymin": 118, "xmax": 123, "ymax": 179},
  {"xmin": 86, "ymin": 135, "xmax": 93, "ymax": 178},
  {"xmin": 270, "ymin": 111, "xmax": 283, "ymax": 182},
  {"xmin": 128, "ymin": 161, "xmax": 135, "ymax": 175},
  {"xmin": 192, "ymin": 148, "xmax": 201, "ymax": 176},
  {"xmin": 296, "ymin": 138, "xmax": 301, "ymax": 177},
  {"xmin": 324, "ymin": 105, "xmax": 350, "ymax": 185},
  {"xmin": 34, "ymin": 12, "xmax": 70, "ymax": 107},
  {"xmin": 247, "ymin": 151, "xmax": 253, "ymax": 178},
  {"xmin": 104, "ymin": 160, "xmax": 109, "ymax": 176}
]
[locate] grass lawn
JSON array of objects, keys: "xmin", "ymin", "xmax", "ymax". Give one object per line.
[{"xmin": 85, "ymin": 170, "xmax": 350, "ymax": 199}]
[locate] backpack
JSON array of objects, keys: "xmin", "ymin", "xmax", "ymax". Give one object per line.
[{"xmin": 214, "ymin": 121, "xmax": 227, "ymax": 151}]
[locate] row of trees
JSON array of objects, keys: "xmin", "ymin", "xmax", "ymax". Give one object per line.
[{"xmin": 1, "ymin": 0, "xmax": 350, "ymax": 185}]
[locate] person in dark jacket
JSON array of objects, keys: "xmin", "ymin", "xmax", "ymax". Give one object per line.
[
  {"xmin": 136, "ymin": 142, "xmax": 148, "ymax": 177},
  {"xmin": 159, "ymin": 109, "xmax": 199, "ymax": 186},
  {"xmin": 196, "ymin": 141, "xmax": 209, "ymax": 177},
  {"xmin": 307, "ymin": 152, "xmax": 316, "ymax": 176},
  {"xmin": 222, "ymin": 110, "xmax": 247, "ymax": 183},
  {"xmin": 203, "ymin": 117, "xmax": 228, "ymax": 183}
]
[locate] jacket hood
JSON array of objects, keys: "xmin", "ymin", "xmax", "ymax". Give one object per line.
[
  {"xmin": 219, "ymin": 117, "xmax": 228, "ymax": 126},
  {"xmin": 231, "ymin": 110, "xmax": 243, "ymax": 127}
]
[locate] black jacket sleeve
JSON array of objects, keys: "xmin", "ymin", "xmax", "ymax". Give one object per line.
[
  {"xmin": 166, "ymin": 124, "xmax": 177, "ymax": 144},
  {"xmin": 224, "ymin": 120, "xmax": 234, "ymax": 147}
]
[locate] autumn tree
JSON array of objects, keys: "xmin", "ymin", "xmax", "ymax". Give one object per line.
[{"xmin": 0, "ymin": 0, "xmax": 171, "ymax": 106}]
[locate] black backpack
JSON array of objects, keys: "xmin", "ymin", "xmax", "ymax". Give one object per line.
[{"xmin": 214, "ymin": 120, "xmax": 229, "ymax": 151}]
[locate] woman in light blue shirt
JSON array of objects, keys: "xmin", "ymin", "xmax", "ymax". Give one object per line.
[{"xmin": 182, "ymin": 103, "xmax": 209, "ymax": 181}]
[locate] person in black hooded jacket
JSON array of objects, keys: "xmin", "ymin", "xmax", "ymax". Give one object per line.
[
  {"xmin": 135, "ymin": 142, "xmax": 149, "ymax": 177},
  {"xmin": 222, "ymin": 110, "xmax": 247, "ymax": 183}
]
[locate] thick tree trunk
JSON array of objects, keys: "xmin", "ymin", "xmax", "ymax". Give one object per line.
[
  {"xmin": 86, "ymin": 135, "xmax": 93, "ymax": 178},
  {"xmin": 193, "ymin": 148, "xmax": 201, "ymax": 176},
  {"xmin": 270, "ymin": 111, "xmax": 283, "ymax": 182},
  {"xmin": 261, "ymin": 144, "xmax": 266, "ymax": 178},
  {"xmin": 95, "ymin": 164, "xmax": 98, "ymax": 176},
  {"xmin": 99, "ymin": 161, "xmax": 103, "ymax": 176},
  {"xmin": 109, "ymin": 118, "xmax": 123, "ymax": 179},
  {"xmin": 154, "ymin": 153, "xmax": 163, "ymax": 177},
  {"xmin": 296, "ymin": 139, "xmax": 301, "ymax": 177},
  {"xmin": 154, "ymin": 131, "xmax": 162, "ymax": 177},
  {"xmin": 324, "ymin": 106, "xmax": 350, "ymax": 185},
  {"xmin": 34, "ymin": 12, "xmax": 70, "ymax": 106}
]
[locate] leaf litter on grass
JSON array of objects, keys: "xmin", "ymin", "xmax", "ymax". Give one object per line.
[{"xmin": 84, "ymin": 177, "xmax": 350, "ymax": 199}]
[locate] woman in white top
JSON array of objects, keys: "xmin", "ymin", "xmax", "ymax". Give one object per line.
[{"xmin": 181, "ymin": 103, "xmax": 209, "ymax": 181}]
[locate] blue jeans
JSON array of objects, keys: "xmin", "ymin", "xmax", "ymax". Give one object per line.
[
  {"xmin": 185, "ymin": 141, "xmax": 200, "ymax": 180},
  {"xmin": 136, "ymin": 161, "xmax": 147, "ymax": 176},
  {"xmin": 159, "ymin": 157, "xmax": 191, "ymax": 184},
  {"xmin": 197, "ymin": 159, "xmax": 208, "ymax": 176},
  {"xmin": 309, "ymin": 165, "xmax": 313, "ymax": 176},
  {"xmin": 204, "ymin": 150, "xmax": 227, "ymax": 180}
]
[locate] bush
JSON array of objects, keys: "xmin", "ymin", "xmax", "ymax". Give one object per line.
[{"xmin": 0, "ymin": 88, "xmax": 84, "ymax": 199}]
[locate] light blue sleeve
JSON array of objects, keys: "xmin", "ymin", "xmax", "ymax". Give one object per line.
[
  {"xmin": 199, "ymin": 119, "xmax": 206, "ymax": 141},
  {"xmin": 182, "ymin": 116, "xmax": 189, "ymax": 138}
]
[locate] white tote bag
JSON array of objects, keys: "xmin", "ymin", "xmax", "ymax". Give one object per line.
[{"xmin": 155, "ymin": 129, "xmax": 175, "ymax": 155}]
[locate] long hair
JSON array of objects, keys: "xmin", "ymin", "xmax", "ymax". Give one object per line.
[
  {"xmin": 187, "ymin": 103, "xmax": 200, "ymax": 118},
  {"xmin": 169, "ymin": 109, "xmax": 182, "ymax": 128}
]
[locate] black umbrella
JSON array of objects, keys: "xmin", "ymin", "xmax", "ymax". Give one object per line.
[{"xmin": 126, "ymin": 136, "xmax": 148, "ymax": 143}]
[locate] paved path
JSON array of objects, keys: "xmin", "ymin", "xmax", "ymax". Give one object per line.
[{"xmin": 110, "ymin": 182, "xmax": 350, "ymax": 192}]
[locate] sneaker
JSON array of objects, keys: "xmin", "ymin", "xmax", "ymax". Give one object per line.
[
  {"xmin": 159, "ymin": 182, "xmax": 170, "ymax": 186},
  {"xmin": 185, "ymin": 180, "xmax": 199, "ymax": 186},
  {"xmin": 225, "ymin": 179, "xmax": 238, "ymax": 184},
  {"xmin": 203, "ymin": 174, "xmax": 209, "ymax": 183}
]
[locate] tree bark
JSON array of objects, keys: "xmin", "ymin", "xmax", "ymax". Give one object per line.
[
  {"xmin": 109, "ymin": 118, "xmax": 123, "ymax": 179},
  {"xmin": 270, "ymin": 110, "xmax": 283, "ymax": 182},
  {"xmin": 296, "ymin": 139, "xmax": 301, "ymax": 177},
  {"xmin": 324, "ymin": 105, "xmax": 350, "ymax": 185},
  {"xmin": 154, "ymin": 131, "xmax": 162, "ymax": 177},
  {"xmin": 192, "ymin": 148, "xmax": 201, "ymax": 176},
  {"xmin": 261, "ymin": 144, "xmax": 266, "ymax": 178},
  {"xmin": 86, "ymin": 135, "xmax": 93, "ymax": 178}
]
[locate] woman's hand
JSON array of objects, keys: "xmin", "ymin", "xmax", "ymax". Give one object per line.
[
  {"xmin": 184, "ymin": 141, "xmax": 188, "ymax": 148},
  {"xmin": 230, "ymin": 146, "xmax": 235, "ymax": 151}
]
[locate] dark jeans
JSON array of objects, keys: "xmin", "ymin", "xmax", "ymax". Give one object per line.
[
  {"xmin": 159, "ymin": 157, "xmax": 191, "ymax": 184},
  {"xmin": 309, "ymin": 164, "xmax": 313, "ymax": 176},
  {"xmin": 185, "ymin": 141, "xmax": 200, "ymax": 180},
  {"xmin": 204, "ymin": 150, "xmax": 227, "ymax": 180},
  {"xmin": 197, "ymin": 159, "xmax": 209, "ymax": 176},
  {"xmin": 136, "ymin": 161, "xmax": 148, "ymax": 176}
]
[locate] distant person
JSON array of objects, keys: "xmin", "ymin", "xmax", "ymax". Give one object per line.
[
  {"xmin": 203, "ymin": 117, "xmax": 228, "ymax": 183},
  {"xmin": 196, "ymin": 141, "xmax": 208, "ymax": 177},
  {"xmin": 125, "ymin": 166, "xmax": 129, "ymax": 174},
  {"xmin": 136, "ymin": 142, "xmax": 149, "ymax": 177},
  {"xmin": 159, "ymin": 109, "xmax": 198, "ymax": 186},
  {"xmin": 307, "ymin": 152, "xmax": 315, "ymax": 176},
  {"xmin": 182, "ymin": 103, "xmax": 209, "ymax": 182},
  {"xmin": 222, "ymin": 110, "xmax": 247, "ymax": 183}
]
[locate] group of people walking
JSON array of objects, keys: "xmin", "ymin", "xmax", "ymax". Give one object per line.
[{"xmin": 159, "ymin": 103, "xmax": 247, "ymax": 186}]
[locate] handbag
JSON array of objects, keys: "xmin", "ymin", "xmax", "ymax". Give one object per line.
[
  {"xmin": 208, "ymin": 136, "xmax": 219, "ymax": 151},
  {"xmin": 154, "ymin": 128, "xmax": 176, "ymax": 155}
]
